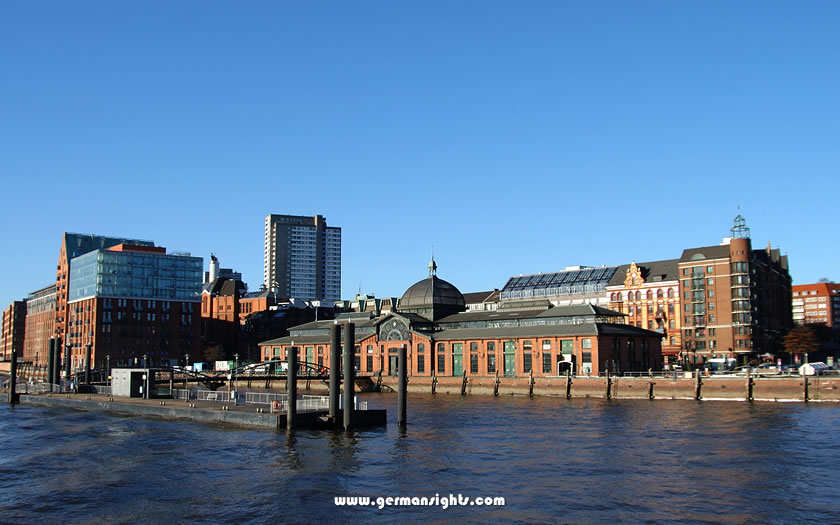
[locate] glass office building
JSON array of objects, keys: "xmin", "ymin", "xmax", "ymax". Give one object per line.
[{"xmin": 69, "ymin": 249, "xmax": 203, "ymax": 302}]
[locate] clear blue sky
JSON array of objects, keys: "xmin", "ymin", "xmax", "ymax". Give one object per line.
[{"xmin": 1, "ymin": 1, "xmax": 838, "ymax": 310}]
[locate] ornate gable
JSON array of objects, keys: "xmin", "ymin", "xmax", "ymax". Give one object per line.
[{"xmin": 624, "ymin": 262, "xmax": 645, "ymax": 288}]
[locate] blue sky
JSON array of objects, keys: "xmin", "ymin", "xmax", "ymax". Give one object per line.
[{"xmin": 1, "ymin": 1, "xmax": 838, "ymax": 309}]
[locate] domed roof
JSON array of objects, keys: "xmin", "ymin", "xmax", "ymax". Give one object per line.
[{"xmin": 399, "ymin": 275, "xmax": 465, "ymax": 309}]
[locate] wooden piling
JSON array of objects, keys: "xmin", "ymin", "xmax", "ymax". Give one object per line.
[
  {"xmin": 461, "ymin": 370, "xmax": 468, "ymax": 396},
  {"xmin": 85, "ymin": 343, "xmax": 92, "ymax": 385},
  {"xmin": 529, "ymin": 369, "xmax": 534, "ymax": 397},
  {"xmin": 287, "ymin": 346, "xmax": 298, "ymax": 430},
  {"xmin": 695, "ymin": 371, "xmax": 702, "ymax": 400},
  {"xmin": 605, "ymin": 369, "xmax": 611, "ymax": 399},
  {"xmin": 329, "ymin": 323, "xmax": 340, "ymax": 420},
  {"xmin": 803, "ymin": 375, "xmax": 809, "ymax": 403},
  {"xmin": 746, "ymin": 368, "xmax": 753, "ymax": 401},
  {"xmin": 52, "ymin": 338, "xmax": 62, "ymax": 386},
  {"xmin": 343, "ymin": 323, "xmax": 355, "ymax": 431},
  {"xmin": 8, "ymin": 350, "xmax": 18, "ymax": 405},
  {"xmin": 398, "ymin": 345, "xmax": 407, "ymax": 428},
  {"xmin": 494, "ymin": 369, "xmax": 500, "ymax": 397},
  {"xmin": 565, "ymin": 369, "xmax": 572, "ymax": 399},
  {"xmin": 47, "ymin": 339, "xmax": 55, "ymax": 391}
]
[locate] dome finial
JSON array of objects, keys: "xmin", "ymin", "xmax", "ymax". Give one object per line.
[{"xmin": 428, "ymin": 246, "xmax": 437, "ymax": 277}]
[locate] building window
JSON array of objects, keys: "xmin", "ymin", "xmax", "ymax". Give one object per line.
[
  {"xmin": 523, "ymin": 352, "xmax": 532, "ymax": 374},
  {"xmin": 366, "ymin": 355, "xmax": 373, "ymax": 372},
  {"xmin": 418, "ymin": 354, "xmax": 425, "ymax": 374},
  {"xmin": 437, "ymin": 343, "xmax": 446, "ymax": 374},
  {"xmin": 488, "ymin": 352, "xmax": 496, "ymax": 374},
  {"xmin": 582, "ymin": 338, "xmax": 592, "ymax": 349},
  {"xmin": 543, "ymin": 352, "xmax": 552, "ymax": 374},
  {"xmin": 470, "ymin": 351, "xmax": 478, "ymax": 374}
]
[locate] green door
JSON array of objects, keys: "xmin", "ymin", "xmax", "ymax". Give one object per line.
[
  {"xmin": 503, "ymin": 341, "xmax": 515, "ymax": 377},
  {"xmin": 452, "ymin": 343, "xmax": 463, "ymax": 376},
  {"xmin": 389, "ymin": 355, "xmax": 398, "ymax": 376},
  {"xmin": 305, "ymin": 346, "xmax": 313, "ymax": 372}
]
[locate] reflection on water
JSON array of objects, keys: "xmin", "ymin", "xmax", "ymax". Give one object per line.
[{"xmin": 1, "ymin": 395, "xmax": 838, "ymax": 523}]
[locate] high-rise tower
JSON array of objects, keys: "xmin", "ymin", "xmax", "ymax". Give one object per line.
[{"xmin": 263, "ymin": 214, "xmax": 341, "ymax": 303}]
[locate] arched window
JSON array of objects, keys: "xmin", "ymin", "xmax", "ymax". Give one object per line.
[
  {"xmin": 657, "ymin": 289, "xmax": 664, "ymax": 298},
  {"xmin": 667, "ymin": 288, "xmax": 675, "ymax": 298},
  {"xmin": 635, "ymin": 291, "xmax": 641, "ymax": 301},
  {"xmin": 610, "ymin": 293, "xmax": 616, "ymax": 301},
  {"xmin": 646, "ymin": 290, "xmax": 653, "ymax": 300}
]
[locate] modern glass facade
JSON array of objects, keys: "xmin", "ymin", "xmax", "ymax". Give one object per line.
[{"xmin": 68, "ymin": 250, "xmax": 203, "ymax": 302}]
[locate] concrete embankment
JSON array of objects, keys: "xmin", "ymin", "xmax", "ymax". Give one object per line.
[{"xmin": 377, "ymin": 375, "xmax": 840, "ymax": 402}]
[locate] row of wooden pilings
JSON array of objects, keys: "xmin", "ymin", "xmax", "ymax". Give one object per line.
[{"xmin": 284, "ymin": 322, "xmax": 407, "ymax": 431}]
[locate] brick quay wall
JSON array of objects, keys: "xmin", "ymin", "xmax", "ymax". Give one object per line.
[{"xmin": 371, "ymin": 375, "xmax": 840, "ymax": 402}]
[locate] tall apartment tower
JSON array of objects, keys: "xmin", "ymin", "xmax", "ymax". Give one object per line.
[{"xmin": 263, "ymin": 214, "xmax": 341, "ymax": 303}]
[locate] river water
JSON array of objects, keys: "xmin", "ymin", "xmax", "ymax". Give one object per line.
[{"xmin": 1, "ymin": 394, "xmax": 838, "ymax": 524}]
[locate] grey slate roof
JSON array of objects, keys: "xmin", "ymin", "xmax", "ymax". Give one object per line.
[
  {"xmin": 680, "ymin": 245, "xmax": 731, "ymax": 262},
  {"xmin": 607, "ymin": 259, "xmax": 681, "ymax": 286},
  {"xmin": 436, "ymin": 304, "xmax": 624, "ymax": 324},
  {"xmin": 463, "ymin": 290, "xmax": 499, "ymax": 304}
]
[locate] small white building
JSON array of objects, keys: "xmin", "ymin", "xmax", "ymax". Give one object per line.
[{"xmin": 799, "ymin": 362, "xmax": 830, "ymax": 376}]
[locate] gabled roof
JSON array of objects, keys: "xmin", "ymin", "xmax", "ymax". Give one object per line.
[{"xmin": 463, "ymin": 290, "xmax": 499, "ymax": 304}]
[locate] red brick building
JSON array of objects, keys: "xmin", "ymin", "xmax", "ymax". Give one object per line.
[
  {"xmin": 260, "ymin": 264, "xmax": 663, "ymax": 377},
  {"xmin": 1, "ymin": 301, "xmax": 26, "ymax": 362},
  {"xmin": 792, "ymin": 283, "xmax": 840, "ymax": 329}
]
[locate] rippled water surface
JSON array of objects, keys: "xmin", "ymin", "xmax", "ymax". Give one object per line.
[{"xmin": 1, "ymin": 394, "xmax": 839, "ymax": 524}]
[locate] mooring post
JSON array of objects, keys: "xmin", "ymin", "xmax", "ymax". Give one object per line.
[
  {"xmin": 605, "ymin": 369, "xmax": 611, "ymax": 399},
  {"xmin": 47, "ymin": 338, "xmax": 55, "ymax": 392},
  {"xmin": 287, "ymin": 345, "xmax": 298, "ymax": 430},
  {"xmin": 398, "ymin": 344, "xmax": 407, "ymax": 429},
  {"xmin": 529, "ymin": 369, "xmax": 534, "ymax": 397},
  {"xmin": 8, "ymin": 350, "xmax": 18, "ymax": 405},
  {"xmin": 52, "ymin": 337, "xmax": 62, "ymax": 387},
  {"xmin": 329, "ymin": 322, "xmax": 340, "ymax": 420},
  {"xmin": 565, "ymin": 368, "xmax": 572, "ymax": 399},
  {"xmin": 431, "ymin": 369, "xmax": 437, "ymax": 395},
  {"xmin": 169, "ymin": 369, "xmax": 174, "ymax": 394},
  {"xmin": 461, "ymin": 369, "xmax": 468, "ymax": 396},
  {"xmin": 85, "ymin": 343, "xmax": 92, "ymax": 385},
  {"xmin": 695, "ymin": 370, "xmax": 702, "ymax": 400},
  {"xmin": 746, "ymin": 368, "xmax": 753, "ymax": 402},
  {"xmin": 64, "ymin": 343, "xmax": 72, "ymax": 388},
  {"xmin": 343, "ymin": 323, "xmax": 355, "ymax": 431},
  {"xmin": 803, "ymin": 375, "xmax": 809, "ymax": 403},
  {"xmin": 494, "ymin": 369, "xmax": 500, "ymax": 397}
]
